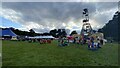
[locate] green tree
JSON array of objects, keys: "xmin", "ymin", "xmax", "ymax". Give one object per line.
[
  {"xmin": 98, "ymin": 11, "xmax": 120, "ymax": 42},
  {"xmin": 29, "ymin": 29, "xmax": 35, "ymax": 36},
  {"xmin": 70, "ymin": 31, "xmax": 78, "ymax": 36},
  {"xmin": 49, "ymin": 29, "xmax": 57, "ymax": 37}
]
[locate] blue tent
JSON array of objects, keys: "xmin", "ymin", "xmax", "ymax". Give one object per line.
[{"xmin": 0, "ymin": 28, "xmax": 17, "ymax": 36}]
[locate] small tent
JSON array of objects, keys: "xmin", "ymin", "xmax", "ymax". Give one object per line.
[{"xmin": 0, "ymin": 28, "xmax": 17, "ymax": 40}]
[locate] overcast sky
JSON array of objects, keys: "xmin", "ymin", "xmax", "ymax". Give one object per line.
[{"xmin": 0, "ymin": 2, "xmax": 118, "ymax": 34}]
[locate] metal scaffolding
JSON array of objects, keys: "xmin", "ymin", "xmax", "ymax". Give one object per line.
[{"xmin": 81, "ymin": 8, "xmax": 93, "ymax": 36}]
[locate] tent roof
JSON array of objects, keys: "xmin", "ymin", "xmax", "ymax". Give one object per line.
[
  {"xmin": 0, "ymin": 28, "xmax": 17, "ymax": 36},
  {"xmin": 28, "ymin": 36, "xmax": 54, "ymax": 39}
]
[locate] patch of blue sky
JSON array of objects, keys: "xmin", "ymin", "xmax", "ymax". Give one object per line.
[{"xmin": 0, "ymin": 16, "xmax": 23, "ymax": 28}]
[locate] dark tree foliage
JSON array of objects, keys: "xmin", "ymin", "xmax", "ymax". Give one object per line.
[
  {"xmin": 43, "ymin": 33, "xmax": 51, "ymax": 35},
  {"xmin": 49, "ymin": 29, "xmax": 57, "ymax": 37},
  {"xmin": 92, "ymin": 30, "xmax": 97, "ymax": 33},
  {"xmin": 98, "ymin": 29, "xmax": 103, "ymax": 33},
  {"xmin": 29, "ymin": 29, "xmax": 35, "ymax": 33},
  {"xmin": 49, "ymin": 29, "xmax": 67, "ymax": 38},
  {"xmin": 57, "ymin": 29, "xmax": 62, "ymax": 37},
  {"xmin": 98, "ymin": 11, "xmax": 120, "ymax": 42},
  {"xmin": 70, "ymin": 30, "xmax": 78, "ymax": 36},
  {"xmin": 9, "ymin": 28, "xmax": 42, "ymax": 36},
  {"xmin": 29, "ymin": 29, "xmax": 36, "ymax": 36},
  {"xmin": 61, "ymin": 29, "xmax": 67, "ymax": 37}
]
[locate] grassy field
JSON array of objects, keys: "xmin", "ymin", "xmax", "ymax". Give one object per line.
[
  {"xmin": 0, "ymin": 40, "xmax": 2, "ymax": 67},
  {"xmin": 2, "ymin": 40, "xmax": 118, "ymax": 66}
]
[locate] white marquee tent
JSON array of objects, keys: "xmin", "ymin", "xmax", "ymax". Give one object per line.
[{"xmin": 28, "ymin": 36, "xmax": 54, "ymax": 39}]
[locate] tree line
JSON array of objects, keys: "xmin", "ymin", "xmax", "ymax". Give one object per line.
[
  {"xmin": 2, "ymin": 27, "xmax": 68, "ymax": 38},
  {"xmin": 98, "ymin": 11, "xmax": 120, "ymax": 42}
]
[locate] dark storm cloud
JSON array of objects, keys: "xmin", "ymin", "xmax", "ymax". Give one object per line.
[{"xmin": 1, "ymin": 2, "xmax": 118, "ymax": 33}]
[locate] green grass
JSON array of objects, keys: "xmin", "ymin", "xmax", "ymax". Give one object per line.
[
  {"xmin": 0, "ymin": 40, "xmax": 2, "ymax": 67},
  {"xmin": 2, "ymin": 40, "xmax": 118, "ymax": 66}
]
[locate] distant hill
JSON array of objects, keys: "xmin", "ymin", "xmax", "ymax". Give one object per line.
[{"xmin": 98, "ymin": 11, "xmax": 120, "ymax": 42}]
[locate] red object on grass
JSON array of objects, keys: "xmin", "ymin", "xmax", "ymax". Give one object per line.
[{"xmin": 67, "ymin": 36, "xmax": 74, "ymax": 40}]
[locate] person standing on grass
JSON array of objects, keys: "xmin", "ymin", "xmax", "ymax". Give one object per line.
[
  {"xmin": 90, "ymin": 36, "xmax": 94, "ymax": 49},
  {"xmin": 73, "ymin": 38, "xmax": 76, "ymax": 43},
  {"xmin": 58, "ymin": 36, "xmax": 64, "ymax": 46},
  {"xmin": 87, "ymin": 37, "xmax": 91, "ymax": 49},
  {"xmin": 94, "ymin": 36, "xmax": 98, "ymax": 48},
  {"xmin": 76, "ymin": 37, "xmax": 79, "ymax": 44},
  {"xmin": 97, "ymin": 38, "xmax": 101, "ymax": 48},
  {"xmin": 81, "ymin": 36, "xmax": 84, "ymax": 45},
  {"xmin": 100, "ymin": 38, "xmax": 103, "ymax": 46},
  {"xmin": 79, "ymin": 39, "xmax": 81, "ymax": 44}
]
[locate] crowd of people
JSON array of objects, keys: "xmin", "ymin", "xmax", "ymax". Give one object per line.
[
  {"xmin": 58, "ymin": 35, "xmax": 104, "ymax": 50},
  {"xmin": 58, "ymin": 37, "xmax": 69, "ymax": 46},
  {"xmin": 27, "ymin": 35, "xmax": 104, "ymax": 50},
  {"xmin": 87, "ymin": 36, "xmax": 103, "ymax": 50}
]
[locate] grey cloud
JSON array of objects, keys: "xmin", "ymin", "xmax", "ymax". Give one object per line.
[
  {"xmin": 33, "ymin": 28, "xmax": 50, "ymax": 33},
  {"xmin": 2, "ymin": 2, "xmax": 96, "ymax": 22},
  {"xmin": 2, "ymin": 0, "xmax": 120, "ymax": 2},
  {"xmin": 2, "ymin": 2, "xmax": 118, "ymax": 33},
  {"xmin": 95, "ymin": 2, "xmax": 118, "ymax": 12}
]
